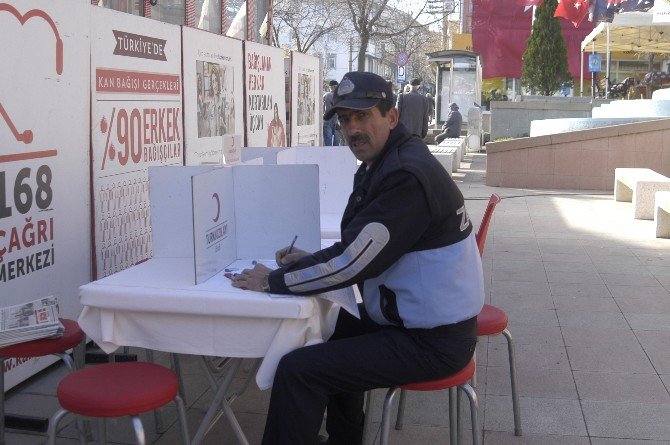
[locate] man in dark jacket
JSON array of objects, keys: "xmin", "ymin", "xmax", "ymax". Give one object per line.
[
  {"xmin": 232, "ymin": 72, "xmax": 484, "ymax": 445},
  {"xmin": 435, "ymin": 102, "xmax": 463, "ymax": 144},
  {"xmin": 323, "ymin": 80, "xmax": 340, "ymax": 145},
  {"xmin": 396, "ymin": 78, "xmax": 429, "ymax": 138}
]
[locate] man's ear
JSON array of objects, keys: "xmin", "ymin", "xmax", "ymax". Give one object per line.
[{"xmin": 388, "ymin": 107, "xmax": 399, "ymax": 129}]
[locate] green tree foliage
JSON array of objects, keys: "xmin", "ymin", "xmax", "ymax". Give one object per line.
[{"xmin": 521, "ymin": 0, "xmax": 572, "ymax": 96}]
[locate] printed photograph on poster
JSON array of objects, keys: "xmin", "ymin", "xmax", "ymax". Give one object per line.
[
  {"xmin": 196, "ymin": 62, "xmax": 235, "ymax": 137},
  {"xmin": 0, "ymin": 0, "xmax": 91, "ymax": 389},
  {"xmin": 91, "ymin": 7, "xmax": 183, "ymax": 278},
  {"xmin": 297, "ymin": 73, "xmax": 315, "ymax": 126},
  {"xmin": 244, "ymin": 41, "xmax": 287, "ymax": 147},
  {"xmin": 290, "ymin": 52, "xmax": 320, "ymax": 146},
  {"xmin": 183, "ymin": 27, "xmax": 244, "ymax": 165}
]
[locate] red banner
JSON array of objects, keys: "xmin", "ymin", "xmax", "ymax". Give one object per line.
[{"xmin": 472, "ymin": 0, "xmax": 595, "ymax": 79}]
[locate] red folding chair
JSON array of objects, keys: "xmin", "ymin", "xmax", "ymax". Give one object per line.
[
  {"xmin": 474, "ymin": 194, "xmax": 522, "ymax": 436},
  {"xmin": 380, "ymin": 359, "xmax": 479, "ymax": 445},
  {"xmin": 389, "ymin": 194, "xmax": 522, "ymax": 441}
]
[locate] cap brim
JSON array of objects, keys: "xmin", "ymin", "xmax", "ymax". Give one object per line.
[{"xmin": 323, "ymin": 98, "xmax": 380, "ymax": 120}]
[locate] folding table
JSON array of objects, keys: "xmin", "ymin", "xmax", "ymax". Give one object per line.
[{"xmin": 78, "ymin": 257, "xmax": 339, "ymax": 444}]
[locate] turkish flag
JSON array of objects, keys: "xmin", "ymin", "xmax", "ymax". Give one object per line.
[{"xmin": 554, "ymin": 0, "xmax": 590, "ymax": 27}]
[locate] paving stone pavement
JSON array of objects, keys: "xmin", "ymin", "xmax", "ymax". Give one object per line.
[{"xmin": 6, "ymin": 151, "xmax": 670, "ymax": 444}]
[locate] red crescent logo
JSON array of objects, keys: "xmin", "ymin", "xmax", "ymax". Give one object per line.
[{"xmin": 212, "ymin": 193, "xmax": 220, "ymax": 222}]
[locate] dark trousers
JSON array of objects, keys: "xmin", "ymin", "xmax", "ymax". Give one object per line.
[
  {"xmin": 435, "ymin": 130, "xmax": 459, "ymax": 145},
  {"xmin": 261, "ymin": 305, "xmax": 477, "ymax": 445}
]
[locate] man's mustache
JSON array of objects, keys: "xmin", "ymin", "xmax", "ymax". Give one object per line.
[{"xmin": 348, "ymin": 134, "xmax": 371, "ymax": 147}]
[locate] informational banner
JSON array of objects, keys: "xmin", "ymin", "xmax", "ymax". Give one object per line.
[
  {"xmin": 244, "ymin": 41, "xmax": 287, "ymax": 147},
  {"xmin": 290, "ymin": 52, "xmax": 321, "ymax": 146},
  {"xmin": 0, "ymin": 0, "xmax": 91, "ymax": 389},
  {"xmin": 182, "ymin": 27, "xmax": 244, "ymax": 165},
  {"xmin": 91, "ymin": 7, "xmax": 183, "ymax": 278}
]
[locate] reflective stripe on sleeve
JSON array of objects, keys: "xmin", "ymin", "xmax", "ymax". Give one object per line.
[{"xmin": 284, "ymin": 222, "xmax": 390, "ymax": 293}]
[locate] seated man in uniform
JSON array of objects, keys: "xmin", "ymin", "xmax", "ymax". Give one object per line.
[{"xmin": 232, "ymin": 72, "xmax": 484, "ymax": 445}]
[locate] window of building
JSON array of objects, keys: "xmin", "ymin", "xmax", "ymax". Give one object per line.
[
  {"xmin": 96, "ymin": 0, "xmax": 143, "ymax": 16},
  {"xmin": 325, "ymin": 53, "xmax": 336, "ymax": 70},
  {"xmin": 151, "ymin": 0, "xmax": 185, "ymax": 26},
  {"xmin": 196, "ymin": 0, "xmax": 222, "ymax": 34},
  {"xmin": 225, "ymin": 0, "xmax": 246, "ymax": 38}
]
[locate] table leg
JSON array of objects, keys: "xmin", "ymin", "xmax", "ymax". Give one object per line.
[{"xmin": 191, "ymin": 358, "xmax": 246, "ymax": 445}]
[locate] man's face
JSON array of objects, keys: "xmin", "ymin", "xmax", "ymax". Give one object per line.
[{"xmin": 337, "ymin": 105, "xmax": 398, "ymax": 165}]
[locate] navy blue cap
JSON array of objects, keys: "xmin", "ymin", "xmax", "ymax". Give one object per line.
[{"xmin": 324, "ymin": 72, "xmax": 393, "ymax": 120}]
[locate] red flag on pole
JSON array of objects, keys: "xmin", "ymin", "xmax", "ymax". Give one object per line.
[{"xmin": 554, "ymin": 0, "xmax": 590, "ymax": 28}]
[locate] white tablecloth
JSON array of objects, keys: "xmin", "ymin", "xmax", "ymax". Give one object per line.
[{"xmin": 78, "ymin": 258, "xmax": 339, "ymax": 389}]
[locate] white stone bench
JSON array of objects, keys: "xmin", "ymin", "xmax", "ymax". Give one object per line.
[
  {"xmin": 429, "ymin": 146, "xmax": 457, "ymax": 174},
  {"xmin": 437, "ymin": 137, "xmax": 466, "ymax": 162},
  {"xmin": 615, "ymin": 168, "xmax": 670, "ymax": 220},
  {"xmin": 655, "ymin": 191, "xmax": 670, "ymax": 238}
]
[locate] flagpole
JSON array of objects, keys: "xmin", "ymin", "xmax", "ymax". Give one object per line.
[
  {"xmin": 532, "ymin": 5, "xmax": 536, "ymax": 26},
  {"xmin": 605, "ymin": 23, "xmax": 611, "ymax": 99},
  {"xmin": 580, "ymin": 48, "xmax": 584, "ymax": 97},
  {"xmin": 592, "ymin": 40, "xmax": 596, "ymax": 98}
]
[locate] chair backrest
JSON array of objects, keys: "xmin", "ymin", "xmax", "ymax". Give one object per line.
[{"xmin": 475, "ymin": 194, "xmax": 501, "ymax": 257}]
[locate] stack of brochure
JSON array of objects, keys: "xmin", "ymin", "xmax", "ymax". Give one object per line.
[{"xmin": 0, "ymin": 297, "xmax": 64, "ymax": 348}]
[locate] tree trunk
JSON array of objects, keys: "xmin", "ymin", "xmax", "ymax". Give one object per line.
[{"xmin": 357, "ymin": 33, "xmax": 369, "ymax": 72}]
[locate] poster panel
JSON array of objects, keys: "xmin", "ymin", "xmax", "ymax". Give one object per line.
[
  {"xmin": 91, "ymin": 8, "xmax": 183, "ymax": 278},
  {"xmin": 182, "ymin": 27, "xmax": 244, "ymax": 165},
  {"xmin": 244, "ymin": 41, "xmax": 287, "ymax": 147},
  {"xmin": 0, "ymin": 0, "xmax": 91, "ymax": 389},
  {"xmin": 290, "ymin": 52, "xmax": 321, "ymax": 146}
]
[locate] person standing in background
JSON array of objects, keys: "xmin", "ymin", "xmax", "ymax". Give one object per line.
[
  {"xmin": 323, "ymin": 80, "xmax": 339, "ymax": 146},
  {"xmin": 396, "ymin": 78, "xmax": 429, "ymax": 139}
]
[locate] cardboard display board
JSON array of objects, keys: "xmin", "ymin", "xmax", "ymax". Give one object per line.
[
  {"xmin": 290, "ymin": 52, "xmax": 321, "ymax": 146},
  {"xmin": 244, "ymin": 41, "xmax": 287, "ymax": 148},
  {"xmin": 149, "ymin": 164, "xmax": 320, "ymax": 284},
  {"xmin": 241, "ymin": 147, "xmax": 286, "ymax": 165},
  {"xmin": 91, "ymin": 8, "xmax": 183, "ymax": 278},
  {"xmin": 277, "ymin": 147, "xmax": 357, "ymax": 238},
  {"xmin": 222, "ymin": 134, "xmax": 242, "ymax": 165},
  {"xmin": 182, "ymin": 27, "xmax": 244, "ymax": 165},
  {"xmin": 0, "ymin": 0, "xmax": 91, "ymax": 389}
]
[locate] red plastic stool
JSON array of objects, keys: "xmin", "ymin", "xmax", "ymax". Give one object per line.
[
  {"xmin": 0, "ymin": 318, "xmax": 85, "ymax": 445},
  {"xmin": 380, "ymin": 359, "xmax": 479, "ymax": 445},
  {"xmin": 47, "ymin": 362, "xmax": 189, "ymax": 445}
]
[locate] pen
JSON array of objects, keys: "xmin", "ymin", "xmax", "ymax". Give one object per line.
[{"xmin": 287, "ymin": 235, "xmax": 298, "ymax": 254}]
